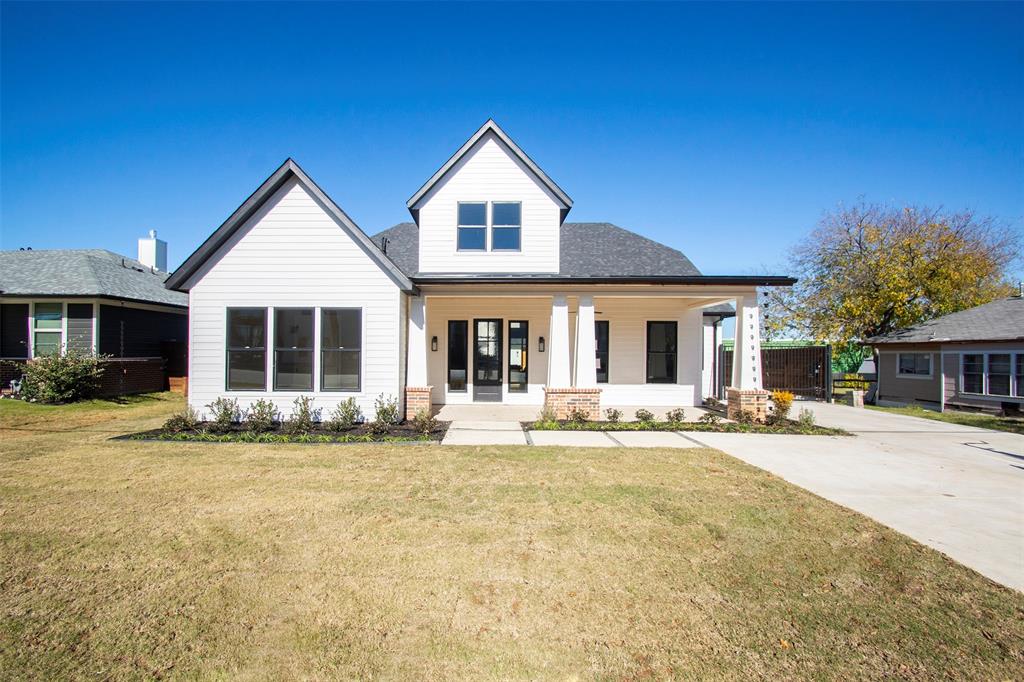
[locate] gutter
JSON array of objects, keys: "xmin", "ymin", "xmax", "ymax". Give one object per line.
[{"xmin": 411, "ymin": 275, "xmax": 797, "ymax": 286}]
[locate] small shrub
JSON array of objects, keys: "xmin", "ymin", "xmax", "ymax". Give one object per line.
[
  {"xmin": 735, "ymin": 409, "xmax": 756, "ymax": 425},
  {"xmin": 798, "ymin": 407, "xmax": 816, "ymax": 428},
  {"xmin": 703, "ymin": 396, "xmax": 724, "ymax": 410},
  {"xmin": 605, "ymin": 408, "xmax": 622, "ymax": 423},
  {"xmin": 368, "ymin": 393, "xmax": 400, "ymax": 434},
  {"xmin": 568, "ymin": 407, "xmax": 589, "ymax": 424},
  {"xmin": 698, "ymin": 412, "xmax": 722, "ymax": 426},
  {"xmin": 533, "ymin": 405, "xmax": 559, "ymax": 429},
  {"xmin": 770, "ymin": 390, "xmax": 795, "ymax": 423},
  {"xmin": 206, "ymin": 397, "xmax": 240, "ymax": 432},
  {"xmin": 325, "ymin": 397, "xmax": 362, "ymax": 431},
  {"xmin": 245, "ymin": 398, "xmax": 278, "ymax": 433},
  {"xmin": 412, "ymin": 408, "xmax": 438, "ymax": 435},
  {"xmin": 164, "ymin": 405, "xmax": 201, "ymax": 433},
  {"xmin": 12, "ymin": 351, "xmax": 105, "ymax": 404},
  {"xmin": 634, "ymin": 408, "xmax": 655, "ymax": 424},
  {"xmin": 665, "ymin": 407, "xmax": 686, "ymax": 424},
  {"xmin": 284, "ymin": 395, "xmax": 318, "ymax": 435}
]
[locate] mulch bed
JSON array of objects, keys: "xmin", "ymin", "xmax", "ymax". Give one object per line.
[
  {"xmin": 522, "ymin": 419, "xmax": 848, "ymax": 436},
  {"xmin": 120, "ymin": 421, "xmax": 450, "ymax": 444}
]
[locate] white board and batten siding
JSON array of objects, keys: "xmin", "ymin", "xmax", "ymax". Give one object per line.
[
  {"xmin": 414, "ymin": 130, "xmax": 562, "ymax": 274},
  {"xmin": 186, "ymin": 178, "xmax": 403, "ymax": 420}
]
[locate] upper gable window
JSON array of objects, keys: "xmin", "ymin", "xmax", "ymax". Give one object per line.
[
  {"xmin": 457, "ymin": 202, "xmax": 487, "ymax": 251},
  {"xmin": 491, "ymin": 202, "xmax": 521, "ymax": 251}
]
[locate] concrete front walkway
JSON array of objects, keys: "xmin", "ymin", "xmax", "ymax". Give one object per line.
[{"xmin": 687, "ymin": 402, "xmax": 1024, "ymax": 592}]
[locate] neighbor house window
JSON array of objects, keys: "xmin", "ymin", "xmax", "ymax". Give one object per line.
[
  {"xmin": 962, "ymin": 354, "xmax": 984, "ymax": 394},
  {"xmin": 491, "ymin": 202, "xmax": 521, "ymax": 251},
  {"xmin": 226, "ymin": 308, "xmax": 266, "ymax": 390},
  {"xmin": 595, "ymin": 320, "xmax": 609, "ymax": 383},
  {"xmin": 321, "ymin": 309, "xmax": 361, "ymax": 391},
  {"xmin": 457, "ymin": 202, "xmax": 487, "ymax": 250},
  {"xmin": 447, "ymin": 320, "xmax": 468, "ymax": 391},
  {"xmin": 274, "ymin": 308, "xmax": 313, "ymax": 391},
  {"xmin": 646, "ymin": 321, "xmax": 677, "ymax": 383},
  {"xmin": 961, "ymin": 352, "xmax": 1023, "ymax": 398},
  {"xmin": 66, "ymin": 303, "xmax": 94, "ymax": 354},
  {"xmin": 897, "ymin": 352, "xmax": 932, "ymax": 377},
  {"xmin": 32, "ymin": 302, "xmax": 63, "ymax": 357},
  {"xmin": 508, "ymin": 320, "xmax": 528, "ymax": 392},
  {"xmin": 987, "ymin": 354, "xmax": 1011, "ymax": 396},
  {"xmin": 1016, "ymin": 354, "xmax": 1024, "ymax": 398}
]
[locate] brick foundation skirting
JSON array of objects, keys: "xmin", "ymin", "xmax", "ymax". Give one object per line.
[
  {"xmin": 404, "ymin": 386, "xmax": 433, "ymax": 421},
  {"xmin": 726, "ymin": 387, "xmax": 770, "ymax": 423},
  {"xmin": 543, "ymin": 387, "xmax": 602, "ymax": 420},
  {"xmin": 0, "ymin": 357, "xmax": 168, "ymax": 398}
]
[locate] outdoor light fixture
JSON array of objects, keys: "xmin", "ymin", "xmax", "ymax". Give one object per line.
[
  {"xmin": 538, "ymin": 336, "xmax": 545, "ymax": 352},
  {"xmin": 431, "ymin": 336, "xmax": 438, "ymax": 352}
]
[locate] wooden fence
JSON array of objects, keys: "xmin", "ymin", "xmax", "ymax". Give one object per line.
[{"xmin": 719, "ymin": 345, "xmax": 832, "ymax": 400}]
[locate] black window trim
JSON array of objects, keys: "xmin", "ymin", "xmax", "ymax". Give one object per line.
[
  {"xmin": 320, "ymin": 307, "xmax": 362, "ymax": 392},
  {"xmin": 225, "ymin": 306, "xmax": 267, "ymax": 392},
  {"xmin": 273, "ymin": 306, "xmax": 315, "ymax": 392},
  {"xmin": 645, "ymin": 320, "xmax": 678, "ymax": 384},
  {"xmin": 507, "ymin": 319, "xmax": 529, "ymax": 393},
  {"xmin": 447, "ymin": 319, "xmax": 469, "ymax": 392},
  {"xmin": 456, "ymin": 201, "xmax": 488, "ymax": 252},
  {"xmin": 595, "ymin": 319, "xmax": 609, "ymax": 384}
]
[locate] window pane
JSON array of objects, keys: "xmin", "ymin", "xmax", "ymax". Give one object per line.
[
  {"xmin": 492, "ymin": 227, "xmax": 520, "ymax": 250},
  {"xmin": 322, "ymin": 350, "xmax": 360, "ymax": 390},
  {"xmin": 275, "ymin": 309, "xmax": 313, "ymax": 349},
  {"xmin": 596, "ymin": 321, "xmax": 609, "ymax": 384},
  {"xmin": 646, "ymin": 352, "xmax": 676, "ymax": 383},
  {"xmin": 33, "ymin": 331, "xmax": 61, "ymax": 356},
  {"xmin": 989, "ymin": 354, "xmax": 1011, "ymax": 396},
  {"xmin": 646, "ymin": 322, "xmax": 677, "ymax": 383},
  {"xmin": 492, "ymin": 202, "xmax": 520, "ymax": 226},
  {"xmin": 34, "ymin": 302, "xmax": 62, "ymax": 330},
  {"xmin": 228, "ymin": 308, "xmax": 265, "ymax": 349},
  {"xmin": 448, "ymin": 321, "xmax": 468, "ymax": 391},
  {"xmin": 322, "ymin": 309, "xmax": 360, "ymax": 349},
  {"xmin": 457, "ymin": 202, "xmax": 486, "ymax": 226},
  {"xmin": 1015, "ymin": 354, "xmax": 1024, "ymax": 397},
  {"xmin": 275, "ymin": 350, "xmax": 313, "ymax": 390},
  {"xmin": 457, "ymin": 226, "xmax": 486, "ymax": 250},
  {"xmin": 963, "ymin": 354, "xmax": 983, "ymax": 393},
  {"xmin": 66, "ymin": 303, "xmax": 93, "ymax": 354},
  {"xmin": 508, "ymin": 320, "xmax": 528, "ymax": 392},
  {"xmin": 899, "ymin": 353, "xmax": 930, "ymax": 375},
  {"xmin": 228, "ymin": 351, "xmax": 266, "ymax": 390}
]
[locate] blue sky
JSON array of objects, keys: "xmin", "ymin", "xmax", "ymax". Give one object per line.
[{"xmin": 2, "ymin": 1, "xmax": 1022, "ymax": 277}]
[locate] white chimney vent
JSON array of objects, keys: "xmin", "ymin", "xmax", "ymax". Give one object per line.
[{"xmin": 138, "ymin": 229, "xmax": 167, "ymax": 271}]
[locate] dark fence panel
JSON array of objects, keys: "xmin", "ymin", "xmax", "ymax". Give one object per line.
[{"xmin": 720, "ymin": 345, "xmax": 831, "ymax": 400}]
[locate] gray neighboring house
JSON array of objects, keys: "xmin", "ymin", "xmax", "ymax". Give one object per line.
[
  {"xmin": 0, "ymin": 232, "xmax": 188, "ymax": 395},
  {"xmin": 869, "ymin": 293, "xmax": 1024, "ymax": 413}
]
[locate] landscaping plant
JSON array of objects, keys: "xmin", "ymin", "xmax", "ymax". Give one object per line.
[
  {"xmin": 664, "ymin": 407, "xmax": 686, "ymax": 424},
  {"xmin": 798, "ymin": 407, "xmax": 816, "ymax": 428},
  {"xmin": 9, "ymin": 351, "xmax": 105, "ymax": 404},
  {"xmin": 769, "ymin": 389, "xmax": 794, "ymax": 423},
  {"xmin": 634, "ymin": 408, "xmax": 655, "ymax": 425},
  {"xmin": 604, "ymin": 408, "xmax": 622, "ymax": 423},
  {"xmin": 368, "ymin": 393, "xmax": 400, "ymax": 434},
  {"xmin": 163, "ymin": 405, "xmax": 201, "ymax": 433},
  {"xmin": 698, "ymin": 412, "xmax": 722, "ymax": 426},
  {"xmin": 245, "ymin": 399, "xmax": 278, "ymax": 433},
  {"xmin": 284, "ymin": 396, "xmax": 318, "ymax": 434},
  {"xmin": 568, "ymin": 407, "xmax": 589, "ymax": 424},
  {"xmin": 206, "ymin": 397, "xmax": 240, "ymax": 433},
  {"xmin": 411, "ymin": 408, "xmax": 438, "ymax": 435},
  {"xmin": 325, "ymin": 397, "xmax": 362, "ymax": 431}
]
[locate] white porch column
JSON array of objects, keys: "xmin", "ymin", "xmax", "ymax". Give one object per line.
[
  {"xmin": 574, "ymin": 295, "xmax": 597, "ymax": 387},
  {"xmin": 407, "ymin": 296, "xmax": 428, "ymax": 387},
  {"xmin": 547, "ymin": 294, "xmax": 571, "ymax": 388},
  {"xmin": 731, "ymin": 292, "xmax": 763, "ymax": 390},
  {"xmin": 678, "ymin": 305, "xmax": 704, "ymax": 406}
]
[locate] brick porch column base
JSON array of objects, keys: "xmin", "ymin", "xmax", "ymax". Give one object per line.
[
  {"xmin": 404, "ymin": 386, "xmax": 433, "ymax": 421},
  {"xmin": 726, "ymin": 387, "xmax": 770, "ymax": 423},
  {"xmin": 543, "ymin": 387, "xmax": 602, "ymax": 420}
]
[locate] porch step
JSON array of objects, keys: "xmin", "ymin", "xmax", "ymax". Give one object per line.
[
  {"xmin": 447, "ymin": 420, "xmax": 523, "ymax": 432},
  {"xmin": 442, "ymin": 420, "xmax": 528, "ymax": 446}
]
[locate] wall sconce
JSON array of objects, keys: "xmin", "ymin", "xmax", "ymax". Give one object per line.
[
  {"xmin": 431, "ymin": 336, "xmax": 438, "ymax": 352},
  {"xmin": 538, "ymin": 336, "xmax": 545, "ymax": 352}
]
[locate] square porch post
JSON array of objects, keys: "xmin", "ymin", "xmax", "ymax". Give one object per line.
[
  {"xmin": 545, "ymin": 294, "xmax": 600, "ymax": 419},
  {"xmin": 405, "ymin": 296, "xmax": 431, "ymax": 420},
  {"xmin": 727, "ymin": 291, "xmax": 768, "ymax": 421},
  {"xmin": 574, "ymin": 295, "xmax": 597, "ymax": 387}
]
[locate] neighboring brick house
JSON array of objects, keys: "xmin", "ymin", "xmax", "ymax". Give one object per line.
[
  {"xmin": 0, "ymin": 232, "xmax": 188, "ymax": 396},
  {"xmin": 869, "ymin": 293, "xmax": 1024, "ymax": 413}
]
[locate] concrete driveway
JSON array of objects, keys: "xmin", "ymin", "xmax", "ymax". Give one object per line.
[{"xmin": 688, "ymin": 402, "xmax": 1024, "ymax": 592}]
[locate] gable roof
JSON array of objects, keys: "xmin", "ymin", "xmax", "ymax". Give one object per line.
[
  {"xmin": 406, "ymin": 119, "xmax": 573, "ymax": 222},
  {"xmin": 0, "ymin": 249, "xmax": 187, "ymax": 307},
  {"xmin": 165, "ymin": 159, "xmax": 415, "ymax": 292},
  {"xmin": 870, "ymin": 296, "xmax": 1024, "ymax": 344}
]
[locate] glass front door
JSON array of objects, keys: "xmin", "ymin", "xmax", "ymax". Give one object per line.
[{"xmin": 473, "ymin": 319, "xmax": 502, "ymax": 402}]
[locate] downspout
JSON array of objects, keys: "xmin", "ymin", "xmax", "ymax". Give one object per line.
[{"xmin": 939, "ymin": 349, "xmax": 946, "ymax": 413}]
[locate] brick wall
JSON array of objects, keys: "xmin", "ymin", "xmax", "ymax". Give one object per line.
[
  {"xmin": 0, "ymin": 357, "xmax": 166, "ymax": 398},
  {"xmin": 404, "ymin": 386, "xmax": 432, "ymax": 421},
  {"xmin": 543, "ymin": 387, "xmax": 602, "ymax": 420},
  {"xmin": 726, "ymin": 387, "xmax": 769, "ymax": 423}
]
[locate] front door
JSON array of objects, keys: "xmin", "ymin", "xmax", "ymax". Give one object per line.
[{"xmin": 473, "ymin": 318, "xmax": 502, "ymax": 402}]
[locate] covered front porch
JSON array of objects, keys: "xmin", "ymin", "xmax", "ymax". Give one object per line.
[{"xmin": 404, "ymin": 284, "xmax": 766, "ymax": 420}]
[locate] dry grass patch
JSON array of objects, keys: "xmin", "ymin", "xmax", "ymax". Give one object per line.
[{"xmin": 1, "ymin": 395, "xmax": 1022, "ymax": 679}]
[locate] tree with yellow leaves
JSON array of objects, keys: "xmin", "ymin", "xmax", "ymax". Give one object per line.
[{"xmin": 764, "ymin": 203, "xmax": 1020, "ymax": 344}]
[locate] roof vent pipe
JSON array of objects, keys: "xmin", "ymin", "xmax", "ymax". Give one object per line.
[{"xmin": 138, "ymin": 229, "xmax": 167, "ymax": 271}]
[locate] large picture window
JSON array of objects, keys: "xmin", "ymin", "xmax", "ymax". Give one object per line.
[
  {"xmin": 595, "ymin": 320, "xmax": 609, "ymax": 384},
  {"xmin": 457, "ymin": 202, "xmax": 487, "ymax": 250},
  {"xmin": 321, "ymin": 309, "xmax": 361, "ymax": 391},
  {"xmin": 33, "ymin": 302, "xmax": 63, "ymax": 357},
  {"xmin": 448, "ymin": 320, "xmax": 468, "ymax": 391},
  {"xmin": 491, "ymin": 202, "xmax": 521, "ymax": 251},
  {"xmin": 897, "ymin": 353, "xmax": 932, "ymax": 377},
  {"xmin": 226, "ymin": 308, "xmax": 266, "ymax": 390},
  {"xmin": 646, "ymin": 321, "xmax": 677, "ymax": 384},
  {"xmin": 274, "ymin": 308, "xmax": 313, "ymax": 391},
  {"xmin": 962, "ymin": 352, "xmax": 1023, "ymax": 398},
  {"xmin": 508, "ymin": 320, "xmax": 528, "ymax": 392}
]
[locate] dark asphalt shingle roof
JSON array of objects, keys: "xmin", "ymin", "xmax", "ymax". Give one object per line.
[
  {"xmin": 372, "ymin": 222, "xmax": 703, "ymax": 279},
  {"xmin": 0, "ymin": 249, "xmax": 187, "ymax": 307},
  {"xmin": 870, "ymin": 296, "xmax": 1024, "ymax": 344}
]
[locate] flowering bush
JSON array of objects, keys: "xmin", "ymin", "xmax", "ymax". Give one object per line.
[{"xmin": 12, "ymin": 352, "xmax": 105, "ymax": 404}]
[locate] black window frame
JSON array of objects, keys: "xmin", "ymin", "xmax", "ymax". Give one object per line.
[
  {"xmin": 491, "ymin": 201, "xmax": 522, "ymax": 252},
  {"xmin": 320, "ymin": 308, "xmax": 362, "ymax": 392},
  {"xmin": 273, "ymin": 307, "xmax": 314, "ymax": 392},
  {"xmin": 595, "ymin": 320, "xmax": 609, "ymax": 384},
  {"xmin": 226, "ymin": 307, "xmax": 267, "ymax": 391},
  {"xmin": 457, "ymin": 202, "xmax": 487, "ymax": 251},
  {"xmin": 645, "ymin": 321, "xmax": 677, "ymax": 384},
  {"xmin": 508, "ymin": 320, "xmax": 528, "ymax": 393},
  {"xmin": 447, "ymin": 320, "xmax": 468, "ymax": 392}
]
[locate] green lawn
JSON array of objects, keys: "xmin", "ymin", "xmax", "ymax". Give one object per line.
[
  {"xmin": 2, "ymin": 394, "xmax": 1022, "ymax": 679},
  {"xmin": 868, "ymin": 403, "xmax": 1024, "ymax": 435}
]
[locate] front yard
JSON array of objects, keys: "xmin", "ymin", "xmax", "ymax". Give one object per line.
[
  {"xmin": 868, "ymin": 403, "xmax": 1024, "ymax": 435},
  {"xmin": 1, "ymin": 395, "xmax": 1022, "ymax": 679}
]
